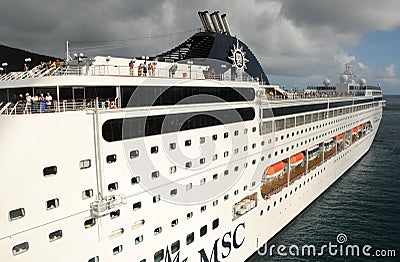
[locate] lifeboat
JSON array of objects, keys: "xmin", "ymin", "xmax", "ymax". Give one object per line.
[
  {"xmin": 352, "ymin": 127, "xmax": 357, "ymax": 134},
  {"xmin": 334, "ymin": 134, "xmax": 343, "ymax": 142},
  {"xmin": 357, "ymin": 124, "xmax": 363, "ymax": 131},
  {"xmin": 264, "ymin": 161, "xmax": 284, "ymax": 179},
  {"xmin": 284, "ymin": 152, "xmax": 304, "ymax": 168}
]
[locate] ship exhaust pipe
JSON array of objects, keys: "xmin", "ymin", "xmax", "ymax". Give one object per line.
[
  {"xmin": 203, "ymin": 11, "xmax": 216, "ymax": 32},
  {"xmin": 198, "ymin": 11, "xmax": 209, "ymax": 32},
  {"xmin": 215, "ymin": 11, "xmax": 226, "ymax": 34},
  {"xmin": 210, "ymin": 12, "xmax": 222, "ymax": 33},
  {"xmin": 221, "ymin": 14, "xmax": 232, "ymax": 36}
]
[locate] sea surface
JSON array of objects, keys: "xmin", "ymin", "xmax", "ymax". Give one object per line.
[{"xmin": 253, "ymin": 95, "xmax": 400, "ymax": 261}]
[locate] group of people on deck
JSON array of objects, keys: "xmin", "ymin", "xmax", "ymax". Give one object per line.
[
  {"xmin": 17, "ymin": 92, "xmax": 53, "ymax": 114},
  {"xmin": 129, "ymin": 60, "xmax": 156, "ymax": 77}
]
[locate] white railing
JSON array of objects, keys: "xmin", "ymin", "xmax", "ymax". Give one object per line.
[{"xmin": 0, "ymin": 64, "xmax": 257, "ymax": 83}]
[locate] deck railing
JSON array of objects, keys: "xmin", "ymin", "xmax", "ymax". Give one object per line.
[{"xmin": 0, "ymin": 64, "xmax": 257, "ymax": 82}]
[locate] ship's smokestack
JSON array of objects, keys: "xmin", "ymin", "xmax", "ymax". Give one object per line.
[
  {"xmin": 221, "ymin": 14, "xmax": 232, "ymax": 36},
  {"xmin": 203, "ymin": 11, "xmax": 215, "ymax": 32},
  {"xmin": 210, "ymin": 12, "xmax": 222, "ymax": 33},
  {"xmin": 198, "ymin": 11, "xmax": 209, "ymax": 31},
  {"xmin": 215, "ymin": 11, "xmax": 226, "ymax": 34}
]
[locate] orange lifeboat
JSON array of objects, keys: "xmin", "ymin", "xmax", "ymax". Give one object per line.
[
  {"xmin": 334, "ymin": 134, "xmax": 343, "ymax": 142},
  {"xmin": 284, "ymin": 152, "xmax": 304, "ymax": 168},
  {"xmin": 264, "ymin": 162, "xmax": 284, "ymax": 179},
  {"xmin": 352, "ymin": 127, "xmax": 357, "ymax": 133},
  {"xmin": 357, "ymin": 125, "xmax": 363, "ymax": 131}
]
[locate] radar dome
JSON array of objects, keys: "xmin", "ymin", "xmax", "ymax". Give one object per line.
[
  {"xmin": 340, "ymin": 74, "xmax": 348, "ymax": 84},
  {"xmin": 323, "ymin": 79, "xmax": 331, "ymax": 87},
  {"xmin": 359, "ymin": 78, "xmax": 366, "ymax": 85}
]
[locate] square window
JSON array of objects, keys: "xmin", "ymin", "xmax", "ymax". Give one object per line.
[
  {"xmin": 151, "ymin": 146, "xmax": 158, "ymax": 154},
  {"xmin": 212, "ymin": 218, "xmax": 219, "ymax": 229},
  {"xmin": 224, "ymin": 170, "xmax": 229, "ymax": 176},
  {"xmin": 185, "ymin": 140, "xmax": 191, "ymax": 147},
  {"xmin": 224, "ymin": 151, "xmax": 229, "ymax": 157},
  {"xmin": 200, "ymin": 178, "xmax": 206, "ymax": 185},
  {"xmin": 185, "ymin": 161, "xmax": 192, "ymax": 168},
  {"xmin": 212, "ymin": 134, "xmax": 217, "ymax": 141},
  {"xmin": 43, "ymin": 166, "xmax": 57, "ymax": 176},
  {"xmin": 187, "ymin": 212, "xmax": 193, "ymax": 219},
  {"xmin": 171, "ymin": 240, "xmax": 180, "ymax": 254},
  {"xmin": 200, "ymin": 137, "xmax": 205, "ymax": 144},
  {"xmin": 200, "ymin": 158, "xmax": 206, "ymax": 164},
  {"xmin": 9, "ymin": 208, "xmax": 25, "ymax": 221},
  {"xmin": 252, "ymin": 143, "xmax": 256, "ymax": 149},
  {"xmin": 200, "ymin": 225, "xmax": 207, "ymax": 237},
  {"xmin": 170, "ymin": 143, "xmax": 176, "ymax": 150},
  {"xmin": 152, "ymin": 171, "xmax": 160, "ymax": 179},
  {"xmin": 186, "ymin": 183, "xmax": 193, "ymax": 191},
  {"xmin": 234, "ymin": 148, "xmax": 239, "ymax": 154},
  {"xmin": 171, "ymin": 219, "xmax": 178, "ymax": 227},
  {"xmin": 212, "ymin": 154, "xmax": 217, "ymax": 161},
  {"xmin": 82, "ymin": 189, "xmax": 94, "ymax": 200},
  {"xmin": 252, "ymin": 127, "xmax": 256, "ymax": 132},
  {"xmin": 79, "ymin": 160, "xmax": 91, "ymax": 170},
  {"xmin": 244, "ymin": 146, "xmax": 248, "ymax": 151},
  {"xmin": 153, "ymin": 195, "xmax": 161, "ymax": 203},
  {"xmin": 170, "ymin": 189, "xmax": 178, "ymax": 196},
  {"xmin": 186, "ymin": 232, "xmax": 194, "ymax": 245},
  {"xmin": 244, "ymin": 128, "xmax": 248, "ymax": 134},
  {"xmin": 106, "ymin": 154, "xmax": 117, "ymax": 163},
  {"xmin": 154, "ymin": 226, "xmax": 162, "ymax": 235},
  {"xmin": 131, "ymin": 176, "xmax": 140, "ymax": 184},
  {"xmin": 234, "ymin": 130, "xmax": 239, "ymax": 136},
  {"xmin": 130, "ymin": 150, "xmax": 139, "ymax": 159},
  {"xmin": 213, "ymin": 174, "xmax": 218, "ymax": 180},
  {"xmin": 224, "ymin": 132, "xmax": 229, "ymax": 138},
  {"xmin": 200, "ymin": 205, "xmax": 206, "ymax": 212},
  {"xmin": 213, "ymin": 200, "xmax": 218, "ymax": 206},
  {"xmin": 170, "ymin": 166, "xmax": 176, "ymax": 174},
  {"xmin": 46, "ymin": 198, "xmax": 59, "ymax": 210},
  {"xmin": 224, "ymin": 194, "xmax": 229, "ymax": 200},
  {"xmin": 154, "ymin": 249, "xmax": 164, "ymax": 262}
]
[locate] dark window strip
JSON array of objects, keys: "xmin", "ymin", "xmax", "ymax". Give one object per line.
[
  {"xmin": 102, "ymin": 107, "xmax": 255, "ymax": 142},
  {"xmin": 121, "ymin": 86, "xmax": 255, "ymax": 108}
]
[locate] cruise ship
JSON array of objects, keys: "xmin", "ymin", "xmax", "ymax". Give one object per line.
[{"xmin": 0, "ymin": 11, "xmax": 384, "ymax": 262}]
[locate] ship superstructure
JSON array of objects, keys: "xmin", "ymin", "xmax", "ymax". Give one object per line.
[{"xmin": 0, "ymin": 11, "xmax": 383, "ymax": 262}]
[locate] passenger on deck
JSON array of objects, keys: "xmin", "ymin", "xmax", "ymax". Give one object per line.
[
  {"xmin": 55, "ymin": 59, "xmax": 61, "ymax": 68},
  {"xmin": 32, "ymin": 94, "xmax": 39, "ymax": 113},
  {"xmin": 45, "ymin": 92, "xmax": 52, "ymax": 112},
  {"xmin": 138, "ymin": 63, "xmax": 143, "ymax": 77},
  {"xmin": 39, "ymin": 94, "xmax": 46, "ymax": 113},
  {"xmin": 24, "ymin": 93, "xmax": 32, "ymax": 114},
  {"xmin": 129, "ymin": 60, "xmax": 134, "ymax": 76},
  {"xmin": 143, "ymin": 62, "xmax": 148, "ymax": 77},
  {"xmin": 147, "ymin": 62, "xmax": 153, "ymax": 76}
]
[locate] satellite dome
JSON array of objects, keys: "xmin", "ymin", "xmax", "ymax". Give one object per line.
[
  {"xmin": 323, "ymin": 79, "xmax": 331, "ymax": 87},
  {"xmin": 359, "ymin": 78, "xmax": 366, "ymax": 85},
  {"xmin": 340, "ymin": 74, "xmax": 348, "ymax": 84}
]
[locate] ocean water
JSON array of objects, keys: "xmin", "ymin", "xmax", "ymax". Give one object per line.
[{"xmin": 253, "ymin": 95, "xmax": 400, "ymax": 261}]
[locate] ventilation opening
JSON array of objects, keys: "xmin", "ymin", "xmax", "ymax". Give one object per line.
[
  {"xmin": 106, "ymin": 154, "xmax": 117, "ymax": 163},
  {"xmin": 9, "ymin": 208, "xmax": 25, "ymax": 221},
  {"xmin": 113, "ymin": 245, "xmax": 123, "ymax": 255},
  {"xmin": 46, "ymin": 198, "xmax": 59, "ymax": 210},
  {"xmin": 84, "ymin": 218, "xmax": 96, "ymax": 229},
  {"xmin": 108, "ymin": 182, "xmax": 118, "ymax": 192},
  {"xmin": 12, "ymin": 242, "xmax": 29, "ymax": 256},
  {"xmin": 110, "ymin": 209, "xmax": 120, "ymax": 219},
  {"xmin": 43, "ymin": 166, "xmax": 57, "ymax": 177},
  {"xmin": 82, "ymin": 189, "xmax": 94, "ymax": 200},
  {"xmin": 49, "ymin": 230, "xmax": 63, "ymax": 242}
]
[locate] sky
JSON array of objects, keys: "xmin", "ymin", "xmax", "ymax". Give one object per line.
[{"xmin": 0, "ymin": 0, "xmax": 400, "ymax": 94}]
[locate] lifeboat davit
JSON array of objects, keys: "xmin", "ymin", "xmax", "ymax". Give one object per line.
[
  {"xmin": 264, "ymin": 162, "xmax": 284, "ymax": 179},
  {"xmin": 284, "ymin": 152, "xmax": 304, "ymax": 168},
  {"xmin": 334, "ymin": 134, "xmax": 343, "ymax": 142}
]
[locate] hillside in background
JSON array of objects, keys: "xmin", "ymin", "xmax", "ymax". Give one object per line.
[{"xmin": 0, "ymin": 44, "xmax": 59, "ymax": 72}]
